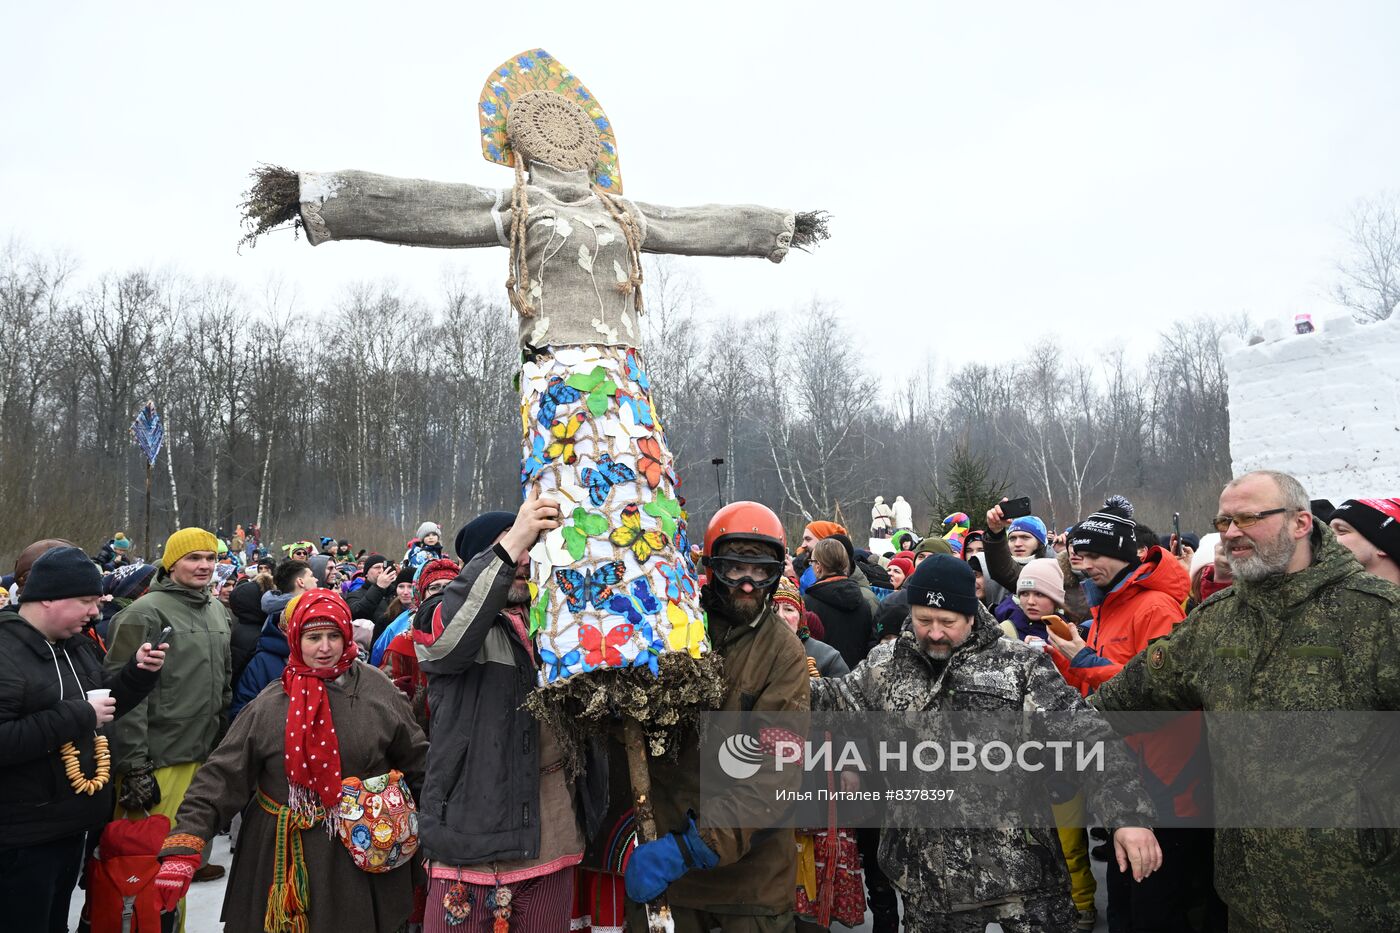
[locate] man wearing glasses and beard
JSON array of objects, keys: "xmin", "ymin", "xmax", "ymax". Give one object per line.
[{"xmin": 1093, "ymin": 469, "xmax": 1400, "ymax": 931}]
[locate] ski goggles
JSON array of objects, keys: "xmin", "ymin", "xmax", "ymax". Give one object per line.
[{"xmin": 705, "ymin": 554, "xmax": 785, "ymax": 591}]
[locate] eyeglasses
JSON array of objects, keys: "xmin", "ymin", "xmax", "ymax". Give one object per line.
[{"xmin": 1212, "ymin": 508, "xmax": 1290, "ymax": 533}]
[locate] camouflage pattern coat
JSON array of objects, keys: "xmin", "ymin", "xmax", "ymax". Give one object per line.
[
  {"xmin": 1094, "ymin": 526, "xmax": 1400, "ymax": 930},
  {"xmin": 811, "ymin": 611, "xmax": 1157, "ymax": 917}
]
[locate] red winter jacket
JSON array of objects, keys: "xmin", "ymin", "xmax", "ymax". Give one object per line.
[
  {"xmin": 1053, "ymin": 546, "xmax": 1189, "ymax": 695},
  {"xmin": 1053, "ymin": 546, "xmax": 1202, "ymax": 819}
]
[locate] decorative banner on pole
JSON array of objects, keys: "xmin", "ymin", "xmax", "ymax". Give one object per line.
[{"xmin": 130, "ymin": 401, "xmax": 164, "ymax": 466}]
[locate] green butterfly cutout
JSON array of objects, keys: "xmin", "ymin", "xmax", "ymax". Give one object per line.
[
  {"xmin": 565, "ymin": 366, "xmax": 619, "ymax": 417},
  {"xmin": 644, "ymin": 494, "xmax": 682, "ymax": 537},
  {"xmin": 529, "ymin": 594, "xmax": 547, "ymax": 637},
  {"xmin": 561, "ymin": 507, "xmax": 610, "ymax": 561}
]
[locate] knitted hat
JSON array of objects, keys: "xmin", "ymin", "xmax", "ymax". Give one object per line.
[
  {"xmin": 805, "ymin": 521, "xmax": 847, "ymax": 543},
  {"xmin": 1068, "ymin": 497, "xmax": 1137, "ymax": 563},
  {"xmin": 773, "ymin": 577, "xmax": 804, "ymax": 613},
  {"xmin": 914, "ymin": 536, "xmax": 953, "ymax": 559},
  {"xmin": 455, "ymin": 511, "xmax": 515, "ymax": 561},
  {"xmin": 21, "ymin": 547, "xmax": 103, "ymax": 602},
  {"xmin": 887, "ymin": 556, "xmax": 914, "ymax": 582},
  {"xmin": 283, "ymin": 540, "xmax": 316, "ymax": 557},
  {"xmin": 1008, "ymin": 516, "xmax": 1048, "ymax": 547},
  {"xmin": 1331, "ymin": 499, "xmax": 1400, "ymax": 560},
  {"xmin": 363, "ymin": 554, "xmax": 390, "ymax": 576},
  {"xmin": 112, "ymin": 535, "xmax": 131, "ymax": 553},
  {"xmin": 161, "ymin": 527, "xmax": 219, "ymax": 571},
  {"xmin": 942, "ymin": 512, "xmax": 970, "ymax": 557},
  {"xmin": 1190, "ymin": 533, "xmax": 1222, "ymax": 579},
  {"xmin": 415, "ymin": 558, "xmax": 460, "ymax": 604},
  {"xmin": 1017, "ymin": 558, "xmax": 1066, "ymax": 607},
  {"xmin": 416, "ymin": 522, "xmax": 442, "ymax": 540},
  {"xmin": 904, "ymin": 554, "xmax": 980, "ymax": 617},
  {"xmin": 102, "ymin": 562, "xmax": 158, "ymax": 600}
]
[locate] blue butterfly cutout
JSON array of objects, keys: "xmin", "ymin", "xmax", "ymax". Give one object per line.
[
  {"xmin": 539, "ymin": 645, "xmax": 581, "ymax": 683},
  {"xmin": 625, "ymin": 350, "xmax": 651, "ymax": 393},
  {"xmin": 607, "ymin": 577, "xmax": 661, "ymax": 625},
  {"xmin": 674, "ymin": 520, "xmax": 695, "ymax": 574},
  {"xmin": 556, "ymin": 560, "xmax": 626, "ymax": 612},
  {"xmin": 630, "ymin": 620, "xmax": 662, "ymax": 676},
  {"xmin": 581, "ymin": 454, "xmax": 636, "ymax": 507},
  {"xmin": 617, "ymin": 391, "xmax": 655, "ymax": 427},
  {"xmin": 521, "ymin": 431, "xmax": 549, "ymax": 487},
  {"xmin": 538, "ymin": 377, "xmax": 583, "ymax": 427},
  {"xmin": 657, "ymin": 560, "xmax": 696, "ymax": 603}
]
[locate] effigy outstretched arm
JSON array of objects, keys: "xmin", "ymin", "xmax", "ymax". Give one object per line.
[
  {"xmin": 239, "ymin": 166, "xmax": 507, "ymax": 250},
  {"xmin": 631, "ymin": 200, "xmax": 831, "ymax": 263}
]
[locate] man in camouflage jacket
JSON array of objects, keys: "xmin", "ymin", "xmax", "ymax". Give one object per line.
[
  {"xmin": 1094, "ymin": 470, "xmax": 1400, "ymax": 931},
  {"xmin": 812, "ymin": 554, "xmax": 1162, "ymax": 932}
]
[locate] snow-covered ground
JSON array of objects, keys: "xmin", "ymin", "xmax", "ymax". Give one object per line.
[{"xmin": 71, "ymin": 832, "xmax": 1111, "ymax": 931}]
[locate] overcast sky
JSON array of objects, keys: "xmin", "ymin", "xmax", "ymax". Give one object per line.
[{"xmin": 4, "ymin": 2, "xmax": 1397, "ymax": 375}]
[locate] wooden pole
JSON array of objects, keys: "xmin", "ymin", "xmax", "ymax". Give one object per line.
[
  {"xmin": 144, "ymin": 461, "xmax": 152, "ymax": 562},
  {"xmin": 623, "ymin": 718, "xmax": 673, "ymax": 933}
]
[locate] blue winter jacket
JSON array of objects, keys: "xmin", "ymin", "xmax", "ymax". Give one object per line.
[
  {"xmin": 370, "ymin": 609, "xmax": 413, "ymax": 668},
  {"xmin": 230, "ymin": 617, "xmax": 289, "ymax": 718}
]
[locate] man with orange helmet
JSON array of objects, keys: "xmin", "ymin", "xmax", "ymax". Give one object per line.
[{"xmin": 623, "ymin": 501, "xmax": 811, "ymax": 932}]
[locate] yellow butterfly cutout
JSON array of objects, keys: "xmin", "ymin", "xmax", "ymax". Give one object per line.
[
  {"xmin": 609, "ymin": 503, "xmax": 667, "ymax": 563},
  {"xmin": 547, "ymin": 412, "xmax": 586, "ymax": 464},
  {"xmin": 665, "ymin": 602, "xmax": 706, "ymax": 658}
]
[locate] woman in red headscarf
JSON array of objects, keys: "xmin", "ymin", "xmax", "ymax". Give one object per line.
[{"xmin": 150, "ymin": 590, "xmax": 429, "ymax": 933}]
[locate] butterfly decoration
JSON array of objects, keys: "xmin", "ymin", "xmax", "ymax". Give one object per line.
[
  {"xmin": 674, "ymin": 520, "xmax": 696, "ymax": 574},
  {"xmin": 556, "ymin": 560, "xmax": 626, "ymax": 612},
  {"xmin": 528, "ymin": 588, "xmax": 547, "ymax": 637},
  {"xmin": 565, "ymin": 365, "xmax": 619, "ymax": 417},
  {"xmin": 539, "ymin": 644, "xmax": 581, "ymax": 682},
  {"xmin": 521, "ymin": 431, "xmax": 549, "ymax": 485},
  {"xmin": 630, "ymin": 619, "xmax": 662, "ymax": 676},
  {"xmin": 665, "ymin": 603, "xmax": 707, "ymax": 658},
  {"xmin": 625, "ymin": 349, "xmax": 651, "ymax": 394},
  {"xmin": 538, "ymin": 376, "xmax": 583, "ymax": 426},
  {"xmin": 607, "ymin": 576, "xmax": 661, "ymax": 625},
  {"xmin": 546, "ymin": 412, "xmax": 587, "ymax": 464},
  {"xmin": 615, "ymin": 391, "xmax": 655, "ymax": 430},
  {"xmin": 561, "ymin": 507, "xmax": 610, "ymax": 562},
  {"xmin": 581, "ymin": 454, "xmax": 636, "ymax": 507},
  {"xmin": 635, "ymin": 436, "xmax": 675, "ymax": 490},
  {"xmin": 528, "ymin": 528, "xmax": 574, "ymax": 579},
  {"xmin": 657, "ymin": 560, "xmax": 696, "ymax": 604},
  {"xmin": 609, "ymin": 503, "xmax": 668, "ymax": 563},
  {"xmin": 643, "ymin": 493, "xmax": 682, "ymax": 537},
  {"xmin": 578, "ymin": 621, "xmax": 635, "ymax": 670}
]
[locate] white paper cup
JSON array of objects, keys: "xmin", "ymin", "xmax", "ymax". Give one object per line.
[{"xmin": 85, "ymin": 689, "xmax": 112, "ymax": 701}]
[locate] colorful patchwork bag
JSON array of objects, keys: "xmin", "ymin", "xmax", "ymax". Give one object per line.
[{"xmin": 335, "ymin": 770, "xmax": 419, "ymax": 873}]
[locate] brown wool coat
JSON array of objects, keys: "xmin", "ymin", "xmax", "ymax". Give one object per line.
[{"xmin": 166, "ymin": 662, "xmax": 429, "ymax": 933}]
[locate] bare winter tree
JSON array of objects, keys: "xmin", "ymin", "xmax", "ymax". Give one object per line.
[{"xmin": 1333, "ymin": 192, "xmax": 1400, "ymax": 322}]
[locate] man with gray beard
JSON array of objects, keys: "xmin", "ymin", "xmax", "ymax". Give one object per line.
[
  {"xmin": 1094, "ymin": 469, "xmax": 1400, "ymax": 931},
  {"xmin": 411, "ymin": 494, "xmax": 609, "ymax": 931}
]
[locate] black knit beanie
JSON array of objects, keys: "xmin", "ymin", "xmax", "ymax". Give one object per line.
[
  {"xmin": 455, "ymin": 511, "xmax": 515, "ymax": 562},
  {"xmin": 903, "ymin": 554, "xmax": 980, "ymax": 617},
  {"xmin": 22, "ymin": 547, "xmax": 103, "ymax": 602},
  {"xmin": 1069, "ymin": 496, "xmax": 1138, "ymax": 563}
]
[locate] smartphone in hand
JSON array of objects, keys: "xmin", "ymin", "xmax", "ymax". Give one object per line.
[
  {"xmin": 157, "ymin": 624, "xmax": 174, "ymax": 646},
  {"xmin": 1000, "ymin": 497, "xmax": 1034, "ymax": 521}
]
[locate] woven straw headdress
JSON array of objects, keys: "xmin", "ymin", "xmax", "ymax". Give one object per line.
[{"xmin": 479, "ymin": 48, "xmax": 623, "ymax": 192}]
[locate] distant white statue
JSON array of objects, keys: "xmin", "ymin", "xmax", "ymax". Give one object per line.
[
  {"xmin": 870, "ymin": 496, "xmax": 894, "ymax": 536},
  {"xmin": 891, "ymin": 495, "xmax": 913, "ymax": 531}
]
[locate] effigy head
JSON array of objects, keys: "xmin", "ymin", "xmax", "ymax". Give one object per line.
[
  {"xmin": 506, "ymin": 90, "xmax": 601, "ymax": 173},
  {"xmin": 479, "ymin": 48, "xmax": 623, "ymax": 192}
]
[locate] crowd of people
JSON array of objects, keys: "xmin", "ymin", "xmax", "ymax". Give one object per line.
[{"xmin": 2, "ymin": 472, "xmax": 1398, "ymax": 932}]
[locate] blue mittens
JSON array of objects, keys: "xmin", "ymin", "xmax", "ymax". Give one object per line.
[{"xmin": 624, "ymin": 812, "xmax": 719, "ymax": 903}]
